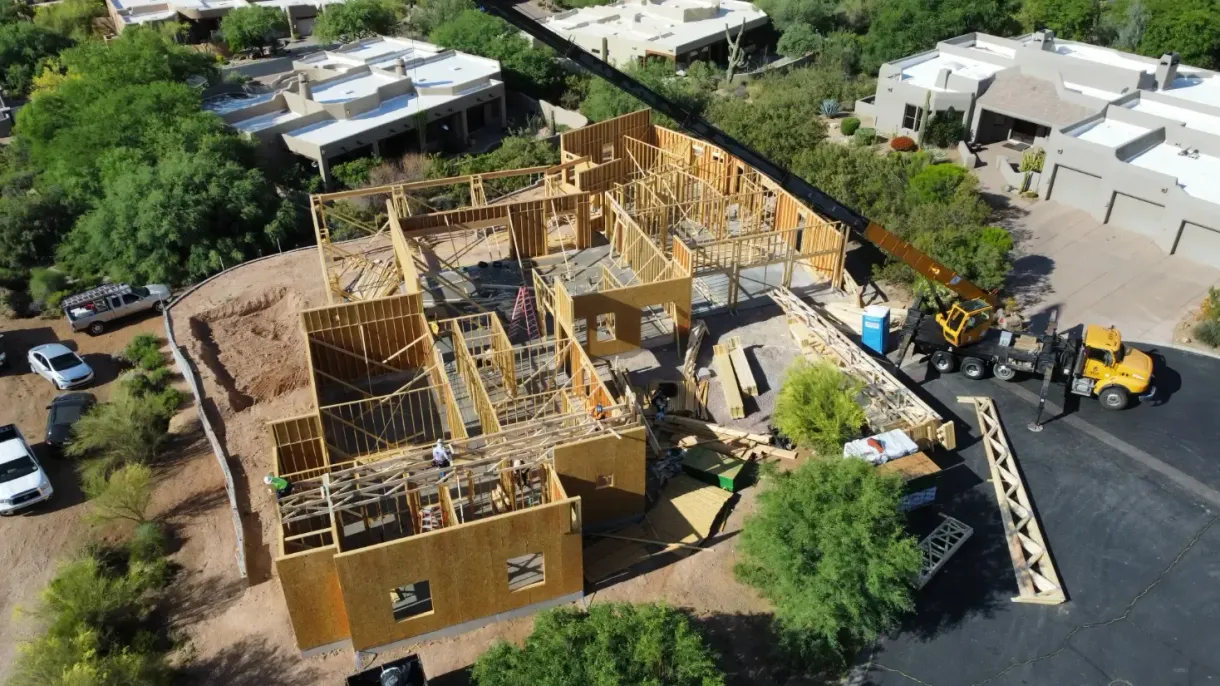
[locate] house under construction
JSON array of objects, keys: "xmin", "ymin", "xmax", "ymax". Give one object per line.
[{"xmin": 267, "ymin": 110, "xmax": 870, "ymax": 655}]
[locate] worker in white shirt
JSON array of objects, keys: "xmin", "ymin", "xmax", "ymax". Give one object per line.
[{"xmin": 432, "ymin": 439, "xmax": 453, "ymax": 470}]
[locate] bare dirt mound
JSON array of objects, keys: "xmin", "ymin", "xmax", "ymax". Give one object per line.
[{"xmin": 188, "ymin": 287, "xmax": 310, "ymax": 410}]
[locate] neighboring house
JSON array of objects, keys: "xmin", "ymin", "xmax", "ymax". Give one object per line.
[
  {"xmin": 204, "ymin": 37, "xmax": 507, "ymax": 186},
  {"xmin": 107, "ymin": 0, "xmax": 344, "ymax": 41},
  {"xmin": 858, "ymin": 30, "xmax": 1220, "ymax": 269},
  {"xmin": 533, "ymin": 0, "xmax": 770, "ymax": 68}
]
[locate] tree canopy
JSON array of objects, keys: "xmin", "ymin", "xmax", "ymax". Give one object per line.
[
  {"xmin": 1018, "ymin": 0, "xmax": 1101, "ymax": 41},
  {"xmin": 0, "ymin": 21, "xmax": 73, "ymax": 98},
  {"xmin": 220, "ymin": 5, "xmax": 289, "ymax": 55},
  {"xmin": 32, "ymin": 0, "xmax": 103, "ymax": 42},
  {"xmin": 472, "ymin": 603, "xmax": 724, "ymax": 686},
  {"xmin": 772, "ymin": 360, "xmax": 867, "ymax": 455},
  {"xmin": 312, "ymin": 0, "xmax": 400, "ymax": 43},
  {"xmin": 736, "ymin": 458, "xmax": 922, "ymax": 659}
]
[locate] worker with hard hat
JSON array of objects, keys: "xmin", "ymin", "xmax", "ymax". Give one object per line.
[{"xmin": 264, "ymin": 473, "xmax": 292, "ymax": 499}]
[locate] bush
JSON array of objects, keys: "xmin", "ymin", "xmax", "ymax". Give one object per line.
[
  {"xmin": 331, "ymin": 155, "xmax": 384, "ymax": 190},
  {"xmin": 923, "ymin": 107, "xmax": 968, "ymax": 148},
  {"xmin": 120, "ymin": 368, "xmax": 184, "ymax": 419},
  {"xmin": 27, "ymin": 267, "xmax": 69, "ymax": 306},
  {"xmin": 818, "ymin": 98, "xmax": 841, "ymax": 117},
  {"xmin": 909, "ymin": 163, "xmax": 970, "ymax": 204},
  {"xmin": 121, "ymin": 333, "xmax": 164, "ymax": 370},
  {"xmin": 313, "ymin": 0, "xmax": 400, "ymax": 43},
  {"xmin": 853, "ymin": 127, "xmax": 876, "ymax": 147},
  {"xmin": 777, "ymin": 23, "xmax": 821, "ymax": 58},
  {"xmin": 220, "ymin": 5, "xmax": 288, "ymax": 55},
  {"xmin": 472, "ymin": 603, "xmax": 723, "ymax": 686},
  {"xmin": 67, "ymin": 391, "xmax": 171, "ymax": 477},
  {"xmin": 736, "ymin": 458, "xmax": 921, "ymax": 662},
  {"xmin": 1195, "ymin": 320, "xmax": 1220, "ymax": 348},
  {"xmin": 773, "ymin": 359, "xmax": 866, "ymax": 456},
  {"xmin": 84, "ymin": 463, "xmax": 155, "ymax": 527},
  {"xmin": 889, "ymin": 136, "xmax": 917, "ymax": 152},
  {"xmin": 1019, "ymin": 146, "xmax": 1046, "ymax": 173},
  {"xmin": 839, "ymin": 117, "xmax": 860, "ymax": 136}
]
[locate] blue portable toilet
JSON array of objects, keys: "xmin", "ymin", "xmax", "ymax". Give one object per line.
[{"xmin": 861, "ymin": 305, "xmax": 890, "ymax": 355}]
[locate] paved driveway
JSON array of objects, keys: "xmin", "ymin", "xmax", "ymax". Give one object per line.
[{"xmin": 973, "ymin": 148, "xmax": 1220, "ymax": 344}]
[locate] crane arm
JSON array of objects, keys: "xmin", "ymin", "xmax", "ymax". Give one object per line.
[{"xmin": 477, "ymin": 0, "xmax": 993, "ymax": 304}]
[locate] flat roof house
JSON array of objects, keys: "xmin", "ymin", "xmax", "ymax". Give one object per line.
[
  {"xmin": 533, "ymin": 0, "xmax": 769, "ymax": 67},
  {"xmin": 106, "ymin": 0, "xmax": 343, "ymax": 40},
  {"xmin": 204, "ymin": 37, "xmax": 507, "ymax": 186},
  {"xmin": 858, "ymin": 31, "xmax": 1220, "ymax": 268}
]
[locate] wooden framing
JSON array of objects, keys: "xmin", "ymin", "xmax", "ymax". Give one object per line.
[
  {"xmin": 725, "ymin": 337, "xmax": 758, "ymax": 396},
  {"xmin": 713, "ymin": 343, "xmax": 745, "ymax": 419},
  {"xmin": 959, "ymin": 396, "xmax": 1065, "ymax": 605},
  {"xmin": 771, "ymin": 287, "xmax": 954, "ymax": 449}
]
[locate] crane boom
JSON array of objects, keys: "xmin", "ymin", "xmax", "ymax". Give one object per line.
[{"xmin": 476, "ymin": 0, "xmax": 993, "ymax": 304}]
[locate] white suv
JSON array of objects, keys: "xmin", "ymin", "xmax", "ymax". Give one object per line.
[{"xmin": 0, "ymin": 425, "xmax": 53, "ymax": 515}]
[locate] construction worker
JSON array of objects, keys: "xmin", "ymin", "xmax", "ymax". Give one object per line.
[
  {"xmin": 264, "ymin": 473, "xmax": 292, "ymax": 499},
  {"xmin": 651, "ymin": 389, "xmax": 670, "ymax": 422},
  {"xmin": 432, "ymin": 439, "xmax": 453, "ymax": 470}
]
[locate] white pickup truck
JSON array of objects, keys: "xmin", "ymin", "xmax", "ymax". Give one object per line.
[{"xmin": 0, "ymin": 425, "xmax": 53, "ymax": 515}]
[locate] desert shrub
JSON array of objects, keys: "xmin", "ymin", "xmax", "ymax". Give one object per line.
[
  {"xmin": 839, "ymin": 117, "xmax": 860, "ymax": 136},
  {"xmin": 1195, "ymin": 320, "xmax": 1220, "ymax": 348},
  {"xmin": 121, "ymin": 333, "xmax": 164, "ymax": 370},
  {"xmin": 773, "ymin": 359, "xmax": 866, "ymax": 455},
  {"xmin": 908, "ymin": 164, "xmax": 970, "ymax": 204},
  {"xmin": 120, "ymin": 368, "xmax": 184, "ymax": 419},
  {"xmin": 331, "ymin": 155, "xmax": 384, "ymax": 190},
  {"xmin": 28, "ymin": 267, "xmax": 69, "ymax": 307},
  {"xmin": 890, "ymin": 136, "xmax": 917, "ymax": 152},
  {"xmin": 67, "ymin": 391, "xmax": 171, "ymax": 479},
  {"xmin": 84, "ymin": 463, "xmax": 155, "ymax": 527},
  {"xmin": 818, "ymin": 98, "xmax": 840, "ymax": 116},
  {"xmin": 472, "ymin": 603, "xmax": 723, "ymax": 686},
  {"xmin": 853, "ymin": 127, "xmax": 876, "ymax": 147},
  {"xmin": 923, "ymin": 107, "xmax": 968, "ymax": 148},
  {"xmin": 736, "ymin": 458, "xmax": 921, "ymax": 664},
  {"xmin": 1019, "ymin": 146, "xmax": 1046, "ymax": 173}
]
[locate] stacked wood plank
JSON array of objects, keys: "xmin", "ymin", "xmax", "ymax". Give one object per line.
[
  {"xmin": 660, "ymin": 416, "xmax": 797, "ymax": 461},
  {"xmin": 712, "ymin": 343, "xmax": 745, "ymax": 419},
  {"xmin": 725, "ymin": 337, "xmax": 758, "ymax": 395}
]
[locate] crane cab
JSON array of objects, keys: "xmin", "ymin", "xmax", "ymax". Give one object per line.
[{"xmin": 935, "ymin": 299, "xmax": 994, "ymax": 347}]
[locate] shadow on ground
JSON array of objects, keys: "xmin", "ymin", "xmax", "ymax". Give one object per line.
[{"xmin": 180, "ymin": 636, "xmax": 322, "ymax": 686}]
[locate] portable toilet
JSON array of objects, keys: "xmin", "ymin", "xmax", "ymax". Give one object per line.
[{"xmin": 861, "ymin": 304, "xmax": 890, "ymax": 355}]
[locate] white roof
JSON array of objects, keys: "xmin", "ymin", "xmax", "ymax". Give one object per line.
[
  {"xmin": 232, "ymin": 108, "xmax": 304, "ymax": 133},
  {"xmin": 1046, "ymin": 41, "xmax": 1155, "ymax": 73},
  {"xmin": 1129, "ymin": 97, "xmax": 1220, "ymax": 135},
  {"xmin": 310, "ymin": 72, "xmax": 401, "ymax": 103},
  {"xmin": 203, "ymin": 91, "xmax": 277, "ymax": 115},
  {"xmin": 1071, "ymin": 118, "xmax": 1149, "ymax": 147},
  {"xmin": 1064, "ymin": 81, "xmax": 1124, "ymax": 101},
  {"xmin": 1126, "ymin": 144, "xmax": 1220, "ymax": 206},
  {"xmin": 109, "ymin": 0, "xmax": 343, "ymax": 23},
  {"xmin": 542, "ymin": 0, "xmax": 767, "ymax": 54},
  {"xmin": 298, "ymin": 37, "xmax": 446, "ymax": 71},
  {"xmin": 968, "ymin": 39, "xmax": 1015, "ymax": 59},
  {"xmin": 1162, "ymin": 70, "xmax": 1220, "ymax": 109},
  {"xmin": 899, "ymin": 53, "xmax": 1005, "ymax": 92}
]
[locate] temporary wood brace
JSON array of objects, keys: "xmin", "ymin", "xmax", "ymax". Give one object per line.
[
  {"xmin": 712, "ymin": 343, "xmax": 745, "ymax": 419},
  {"xmin": 958, "ymin": 396, "xmax": 1066, "ymax": 605},
  {"xmin": 725, "ymin": 337, "xmax": 758, "ymax": 396},
  {"xmin": 916, "ymin": 514, "xmax": 973, "ymax": 590},
  {"xmin": 682, "ymin": 320, "xmax": 707, "ymax": 380},
  {"xmin": 770, "ymin": 287, "xmax": 953, "ymax": 448}
]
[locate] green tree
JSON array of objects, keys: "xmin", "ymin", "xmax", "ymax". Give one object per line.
[
  {"xmin": 59, "ymin": 147, "xmax": 282, "ymax": 284},
  {"xmin": 776, "ymin": 23, "xmax": 822, "ymax": 58},
  {"xmin": 472, "ymin": 603, "xmax": 724, "ymax": 686},
  {"xmin": 1018, "ymin": 0, "xmax": 1100, "ymax": 41},
  {"xmin": 0, "ymin": 22, "xmax": 73, "ymax": 98},
  {"xmin": 772, "ymin": 359, "xmax": 866, "ymax": 455},
  {"xmin": 0, "ymin": 183, "xmax": 78, "ymax": 273},
  {"xmin": 0, "ymin": 0, "xmax": 35, "ymax": 23},
  {"xmin": 580, "ymin": 59, "xmax": 714, "ymax": 125},
  {"xmin": 1137, "ymin": 0, "xmax": 1220, "ymax": 69},
  {"xmin": 863, "ymin": 0, "xmax": 1018, "ymax": 72},
  {"xmin": 313, "ymin": 0, "xmax": 400, "ymax": 43},
  {"xmin": 429, "ymin": 9, "xmax": 563, "ymax": 97},
  {"xmin": 32, "ymin": 0, "xmax": 102, "ymax": 42},
  {"xmin": 9, "ymin": 626, "xmax": 173, "ymax": 686},
  {"xmin": 408, "ymin": 0, "xmax": 473, "ymax": 34},
  {"xmin": 908, "ymin": 163, "xmax": 971, "ymax": 204},
  {"xmin": 1105, "ymin": 0, "xmax": 1148, "ymax": 51},
  {"xmin": 84, "ymin": 463, "xmax": 155, "ymax": 527},
  {"xmin": 707, "ymin": 90, "xmax": 828, "ymax": 168},
  {"xmin": 754, "ymin": 0, "xmax": 839, "ymax": 34},
  {"xmin": 66, "ymin": 391, "xmax": 171, "ymax": 476},
  {"xmin": 736, "ymin": 458, "xmax": 922, "ymax": 659},
  {"xmin": 220, "ymin": 5, "xmax": 289, "ymax": 55}
]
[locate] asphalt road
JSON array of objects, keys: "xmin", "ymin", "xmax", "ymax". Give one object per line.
[{"xmin": 864, "ymin": 344, "xmax": 1220, "ymax": 686}]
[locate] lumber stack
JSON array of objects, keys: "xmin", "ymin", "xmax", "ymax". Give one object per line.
[
  {"xmin": 712, "ymin": 343, "xmax": 745, "ymax": 419},
  {"xmin": 660, "ymin": 416, "xmax": 797, "ymax": 461},
  {"xmin": 725, "ymin": 337, "xmax": 758, "ymax": 396}
]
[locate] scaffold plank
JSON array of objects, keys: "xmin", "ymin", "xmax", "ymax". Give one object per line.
[{"xmin": 959, "ymin": 396, "xmax": 1066, "ymax": 605}]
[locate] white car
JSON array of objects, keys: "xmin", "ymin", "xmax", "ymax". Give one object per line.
[
  {"xmin": 0, "ymin": 425, "xmax": 53, "ymax": 515},
  {"xmin": 28, "ymin": 343, "xmax": 94, "ymax": 390}
]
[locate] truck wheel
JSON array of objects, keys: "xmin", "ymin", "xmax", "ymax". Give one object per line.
[
  {"xmin": 154, "ymin": 300, "xmax": 167, "ymax": 313},
  {"xmin": 994, "ymin": 363, "xmax": 1017, "ymax": 381},
  {"xmin": 88, "ymin": 321, "xmax": 104, "ymax": 336},
  {"xmin": 1099, "ymin": 386, "xmax": 1129, "ymax": 410},
  {"xmin": 961, "ymin": 357, "xmax": 986, "ymax": 380},
  {"xmin": 931, "ymin": 351, "xmax": 957, "ymax": 373}
]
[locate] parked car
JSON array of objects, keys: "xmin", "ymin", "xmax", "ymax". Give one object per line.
[
  {"xmin": 0, "ymin": 424, "xmax": 53, "ymax": 515},
  {"xmin": 28, "ymin": 343, "xmax": 94, "ymax": 390},
  {"xmin": 62, "ymin": 283, "xmax": 171, "ymax": 335},
  {"xmin": 45, "ymin": 392, "xmax": 96, "ymax": 451}
]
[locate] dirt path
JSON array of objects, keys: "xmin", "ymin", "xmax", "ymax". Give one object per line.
[{"xmin": 0, "ymin": 311, "xmax": 162, "ymax": 680}]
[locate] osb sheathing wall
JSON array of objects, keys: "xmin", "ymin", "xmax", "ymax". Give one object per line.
[
  {"xmin": 333, "ymin": 497, "xmax": 584, "ymax": 651},
  {"xmin": 276, "ymin": 545, "xmax": 351, "ymax": 650},
  {"xmin": 566, "ymin": 277, "xmax": 693, "ymax": 357},
  {"xmin": 553, "ymin": 427, "xmax": 647, "ymax": 527},
  {"xmin": 560, "ymin": 109, "xmax": 653, "ymax": 163}
]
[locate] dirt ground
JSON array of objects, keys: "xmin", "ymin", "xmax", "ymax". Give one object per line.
[{"xmin": 0, "ymin": 309, "xmax": 164, "ymax": 680}]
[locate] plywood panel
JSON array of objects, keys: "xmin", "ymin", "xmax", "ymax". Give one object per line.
[
  {"xmin": 334, "ymin": 498, "xmax": 583, "ymax": 651},
  {"xmin": 553, "ymin": 427, "xmax": 647, "ymax": 527},
  {"xmin": 569, "ymin": 276, "xmax": 692, "ymax": 356},
  {"xmin": 276, "ymin": 546, "xmax": 351, "ymax": 650}
]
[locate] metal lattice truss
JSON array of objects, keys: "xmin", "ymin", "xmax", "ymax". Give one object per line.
[
  {"xmin": 278, "ymin": 406, "xmax": 637, "ymax": 525},
  {"xmin": 916, "ymin": 515, "xmax": 974, "ymax": 589},
  {"xmin": 770, "ymin": 287, "xmax": 942, "ymax": 432},
  {"xmin": 959, "ymin": 396, "xmax": 1066, "ymax": 605}
]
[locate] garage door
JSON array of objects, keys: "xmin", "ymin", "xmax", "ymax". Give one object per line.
[
  {"xmin": 1107, "ymin": 193, "xmax": 1166, "ymax": 238},
  {"xmin": 1174, "ymin": 222, "xmax": 1220, "ymax": 269},
  {"xmin": 1048, "ymin": 166, "xmax": 1101, "ymax": 212}
]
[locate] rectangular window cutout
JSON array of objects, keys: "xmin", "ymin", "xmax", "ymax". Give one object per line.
[
  {"xmin": 595, "ymin": 473, "xmax": 614, "ymax": 489},
  {"xmin": 595, "ymin": 313, "xmax": 616, "ymax": 342},
  {"xmin": 390, "ymin": 580, "xmax": 433, "ymax": 622},
  {"xmin": 902, "ymin": 104, "xmax": 924, "ymax": 131},
  {"xmin": 507, "ymin": 552, "xmax": 545, "ymax": 592}
]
